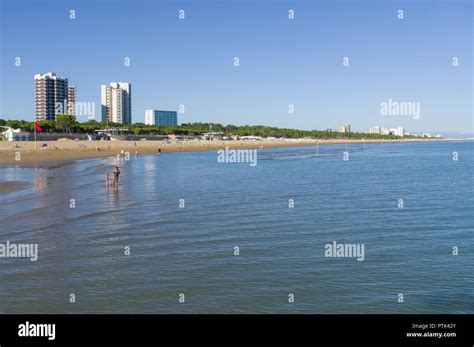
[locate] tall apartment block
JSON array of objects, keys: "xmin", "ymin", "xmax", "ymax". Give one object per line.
[
  {"xmin": 101, "ymin": 82, "xmax": 132, "ymax": 124},
  {"xmin": 68, "ymin": 86, "xmax": 77, "ymax": 115},
  {"xmin": 34, "ymin": 72, "xmax": 69, "ymax": 121}
]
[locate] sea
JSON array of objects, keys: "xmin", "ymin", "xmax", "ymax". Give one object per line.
[{"xmin": 0, "ymin": 141, "xmax": 472, "ymax": 313}]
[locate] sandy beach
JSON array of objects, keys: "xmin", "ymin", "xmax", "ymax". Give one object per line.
[{"xmin": 0, "ymin": 138, "xmax": 445, "ymax": 166}]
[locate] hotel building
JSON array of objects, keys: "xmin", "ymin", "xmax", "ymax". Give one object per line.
[
  {"xmin": 369, "ymin": 125, "xmax": 405, "ymax": 136},
  {"xmin": 145, "ymin": 110, "xmax": 178, "ymax": 126},
  {"xmin": 101, "ymin": 82, "xmax": 132, "ymax": 124},
  {"xmin": 34, "ymin": 72, "xmax": 70, "ymax": 121}
]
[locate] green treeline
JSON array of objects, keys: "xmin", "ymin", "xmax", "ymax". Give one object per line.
[{"xmin": 0, "ymin": 116, "xmax": 418, "ymax": 139}]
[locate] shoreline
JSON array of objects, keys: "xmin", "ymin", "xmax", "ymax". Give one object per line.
[{"xmin": 0, "ymin": 138, "xmax": 459, "ymax": 166}]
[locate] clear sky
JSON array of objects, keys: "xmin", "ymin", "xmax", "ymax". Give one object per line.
[{"xmin": 0, "ymin": 0, "xmax": 472, "ymax": 134}]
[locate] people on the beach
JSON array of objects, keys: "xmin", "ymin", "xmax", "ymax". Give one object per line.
[
  {"xmin": 117, "ymin": 149, "xmax": 127, "ymax": 160},
  {"xmin": 158, "ymin": 147, "xmax": 161, "ymax": 155},
  {"xmin": 105, "ymin": 173, "xmax": 111, "ymax": 186}
]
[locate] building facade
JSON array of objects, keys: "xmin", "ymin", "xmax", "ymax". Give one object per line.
[
  {"xmin": 145, "ymin": 110, "xmax": 178, "ymax": 126},
  {"xmin": 369, "ymin": 126, "xmax": 381, "ymax": 134},
  {"xmin": 339, "ymin": 123, "xmax": 351, "ymax": 133},
  {"xmin": 101, "ymin": 82, "xmax": 132, "ymax": 124},
  {"xmin": 370, "ymin": 126, "xmax": 405, "ymax": 136},
  {"xmin": 34, "ymin": 72, "xmax": 69, "ymax": 121},
  {"xmin": 68, "ymin": 86, "xmax": 76, "ymax": 115}
]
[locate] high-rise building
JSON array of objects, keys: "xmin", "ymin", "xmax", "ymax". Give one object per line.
[
  {"xmin": 101, "ymin": 82, "xmax": 132, "ymax": 124},
  {"xmin": 34, "ymin": 72, "xmax": 69, "ymax": 121},
  {"xmin": 397, "ymin": 126, "xmax": 405, "ymax": 137},
  {"xmin": 145, "ymin": 110, "xmax": 178, "ymax": 126},
  {"xmin": 68, "ymin": 86, "xmax": 76, "ymax": 115},
  {"xmin": 339, "ymin": 123, "xmax": 351, "ymax": 133}
]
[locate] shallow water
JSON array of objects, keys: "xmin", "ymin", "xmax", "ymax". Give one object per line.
[{"xmin": 0, "ymin": 141, "xmax": 472, "ymax": 313}]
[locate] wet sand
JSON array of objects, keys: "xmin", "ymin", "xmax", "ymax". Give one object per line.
[
  {"xmin": 0, "ymin": 138, "xmax": 444, "ymax": 166},
  {"xmin": 0, "ymin": 181, "xmax": 31, "ymax": 194}
]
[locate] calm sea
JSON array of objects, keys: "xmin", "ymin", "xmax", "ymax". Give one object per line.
[{"xmin": 0, "ymin": 141, "xmax": 472, "ymax": 313}]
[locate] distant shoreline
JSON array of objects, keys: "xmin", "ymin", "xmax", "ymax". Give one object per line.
[{"xmin": 0, "ymin": 138, "xmax": 463, "ymax": 166}]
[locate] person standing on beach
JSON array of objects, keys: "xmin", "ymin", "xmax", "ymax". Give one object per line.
[
  {"xmin": 105, "ymin": 174, "xmax": 111, "ymax": 186},
  {"xmin": 113, "ymin": 167, "xmax": 121, "ymax": 185}
]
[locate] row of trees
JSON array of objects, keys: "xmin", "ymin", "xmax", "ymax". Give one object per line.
[
  {"xmin": 0, "ymin": 116, "xmax": 411, "ymax": 139},
  {"xmin": 0, "ymin": 115, "xmax": 77, "ymax": 134}
]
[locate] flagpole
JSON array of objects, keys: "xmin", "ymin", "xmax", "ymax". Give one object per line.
[{"xmin": 34, "ymin": 122, "xmax": 37, "ymax": 150}]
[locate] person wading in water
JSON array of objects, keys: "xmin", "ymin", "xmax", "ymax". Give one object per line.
[{"xmin": 112, "ymin": 167, "xmax": 121, "ymax": 186}]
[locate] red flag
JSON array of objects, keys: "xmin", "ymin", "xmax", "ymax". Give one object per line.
[{"xmin": 34, "ymin": 122, "xmax": 42, "ymax": 132}]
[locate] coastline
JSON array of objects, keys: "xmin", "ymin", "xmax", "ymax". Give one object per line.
[{"xmin": 0, "ymin": 138, "xmax": 452, "ymax": 166}]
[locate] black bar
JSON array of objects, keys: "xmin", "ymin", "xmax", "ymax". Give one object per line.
[{"xmin": 0, "ymin": 314, "xmax": 473, "ymax": 346}]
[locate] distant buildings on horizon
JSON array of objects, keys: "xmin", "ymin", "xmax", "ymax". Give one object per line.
[
  {"xmin": 369, "ymin": 125, "xmax": 405, "ymax": 137},
  {"xmin": 339, "ymin": 123, "xmax": 438, "ymax": 137},
  {"xmin": 339, "ymin": 123, "xmax": 351, "ymax": 133},
  {"xmin": 367, "ymin": 126, "xmax": 440, "ymax": 138},
  {"xmin": 338, "ymin": 123, "xmax": 411, "ymax": 137}
]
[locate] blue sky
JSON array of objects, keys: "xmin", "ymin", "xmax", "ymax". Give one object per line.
[{"xmin": 0, "ymin": 0, "xmax": 472, "ymax": 134}]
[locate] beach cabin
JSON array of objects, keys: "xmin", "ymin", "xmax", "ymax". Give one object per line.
[{"xmin": 1, "ymin": 127, "xmax": 31, "ymax": 141}]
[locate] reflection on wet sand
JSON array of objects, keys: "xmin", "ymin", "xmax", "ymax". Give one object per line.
[
  {"xmin": 0, "ymin": 181, "xmax": 30, "ymax": 194},
  {"xmin": 35, "ymin": 171, "xmax": 47, "ymax": 191}
]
